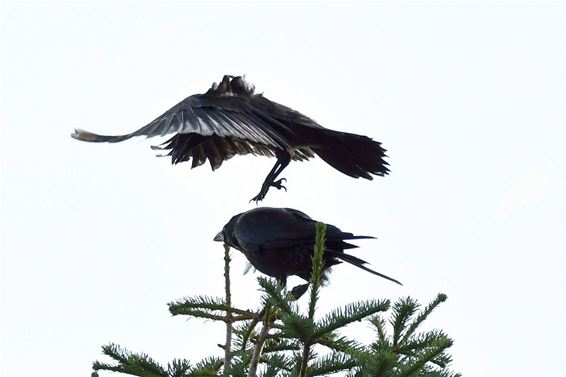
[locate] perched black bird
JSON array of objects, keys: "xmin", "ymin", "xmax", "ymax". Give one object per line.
[
  {"xmin": 214, "ymin": 207, "xmax": 401, "ymax": 298},
  {"xmin": 72, "ymin": 75, "xmax": 389, "ymax": 202}
]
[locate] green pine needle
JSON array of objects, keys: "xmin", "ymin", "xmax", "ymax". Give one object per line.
[
  {"xmin": 263, "ymin": 338, "xmax": 302, "ymax": 353},
  {"xmin": 397, "ymin": 337, "xmax": 454, "ymax": 377},
  {"xmin": 191, "ymin": 356, "xmax": 223, "ymax": 376},
  {"xmin": 391, "ymin": 297, "xmax": 420, "ymax": 346},
  {"xmin": 369, "ymin": 315, "xmax": 389, "ymax": 345},
  {"xmin": 307, "ymin": 352, "xmax": 357, "ymax": 376},
  {"xmin": 399, "ymin": 293, "xmax": 448, "ymax": 346},
  {"xmin": 260, "ymin": 353, "xmax": 294, "ymax": 373},
  {"xmin": 308, "ymin": 222, "xmax": 326, "ymax": 320},
  {"xmin": 168, "ymin": 295, "xmax": 227, "ymax": 316},
  {"xmin": 166, "ymin": 359, "xmax": 193, "ymax": 377},
  {"xmin": 314, "ymin": 299, "xmax": 390, "ymax": 338},
  {"xmin": 93, "ymin": 343, "xmax": 167, "ymax": 377},
  {"xmin": 258, "ymin": 276, "xmax": 295, "ymax": 316},
  {"xmin": 316, "ymin": 334, "xmax": 364, "ymax": 355},
  {"xmin": 278, "ymin": 312, "xmax": 314, "ymax": 342}
]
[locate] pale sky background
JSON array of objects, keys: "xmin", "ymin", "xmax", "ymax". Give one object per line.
[{"xmin": 1, "ymin": 2, "xmax": 564, "ymax": 376}]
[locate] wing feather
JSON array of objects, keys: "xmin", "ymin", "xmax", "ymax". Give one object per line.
[
  {"xmin": 71, "ymin": 93, "xmax": 289, "ymax": 151},
  {"xmin": 181, "ymin": 106, "xmax": 200, "ymax": 133},
  {"xmin": 205, "ymin": 137, "xmax": 224, "ymax": 170}
]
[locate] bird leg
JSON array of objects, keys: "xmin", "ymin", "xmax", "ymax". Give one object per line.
[
  {"xmin": 250, "ymin": 152, "xmax": 291, "ymax": 203},
  {"xmin": 277, "ymin": 276, "xmax": 307, "ymax": 301}
]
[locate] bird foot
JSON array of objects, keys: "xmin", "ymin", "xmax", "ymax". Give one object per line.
[
  {"xmin": 250, "ymin": 189, "xmax": 267, "ymax": 204},
  {"xmin": 271, "ymin": 178, "xmax": 287, "ymax": 191},
  {"xmin": 249, "ymin": 178, "xmax": 288, "ymax": 204},
  {"xmin": 289, "ymin": 283, "xmax": 310, "ymax": 300}
]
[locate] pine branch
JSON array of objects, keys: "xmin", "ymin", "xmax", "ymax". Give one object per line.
[
  {"xmin": 168, "ymin": 294, "xmax": 255, "ymax": 323},
  {"xmin": 278, "ymin": 312, "xmax": 314, "ymax": 342},
  {"xmin": 354, "ymin": 295, "xmax": 459, "ymax": 377},
  {"xmin": 299, "ymin": 344, "xmax": 311, "ymax": 377},
  {"xmin": 258, "ymin": 276, "xmax": 295, "ymax": 316},
  {"xmin": 234, "ymin": 319, "xmax": 261, "ymax": 356},
  {"xmin": 263, "ymin": 338, "xmax": 301, "ymax": 353},
  {"xmin": 397, "ymin": 330, "xmax": 456, "ymax": 373},
  {"xmin": 428, "ymin": 350, "xmax": 454, "ymax": 369},
  {"xmin": 398, "ymin": 329, "xmax": 451, "ymax": 354},
  {"xmin": 308, "ymin": 222, "xmax": 326, "ymax": 320},
  {"xmin": 224, "ymin": 244, "xmax": 233, "ymax": 376},
  {"xmin": 169, "ymin": 295, "xmax": 227, "ymax": 315},
  {"xmin": 369, "ymin": 316, "xmax": 389, "ymax": 345},
  {"xmin": 259, "ymin": 353, "xmax": 294, "ymax": 374},
  {"xmin": 399, "ymin": 293, "xmax": 447, "ymax": 346},
  {"xmin": 358, "ymin": 348, "xmax": 398, "ymax": 377},
  {"xmin": 93, "ymin": 344, "xmax": 168, "ymax": 377},
  {"xmin": 298, "ymin": 222, "xmax": 326, "ymax": 377},
  {"xmin": 191, "ymin": 356, "xmax": 223, "ymax": 376},
  {"xmin": 315, "ymin": 334, "xmax": 364, "ymax": 355},
  {"xmin": 390, "ymin": 297, "xmax": 419, "ymax": 347},
  {"xmin": 166, "ymin": 359, "xmax": 193, "ymax": 377},
  {"xmin": 222, "ymin": 356, "xmax": 248, "ymax": 377},
  {"xmin": 314, "ymin": 299, "xmax": 390, "ymax": 338},
  {"xmin": 247, "ymin": 307, "xmax": 275, "ymax": 377},
  {"xmin": 397, "ymin": 337, "xmax": 454, "ymax": 377},
  {"xmin": 306, "ymin": 352, "xmax": 358, "ymax": 376}
]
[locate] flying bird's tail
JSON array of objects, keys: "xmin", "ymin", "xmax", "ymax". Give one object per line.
[
  {"xmin": 327, "ymin": 251, "xmax": 402, "ymax": 286},
  {"xmin": 311, "ymin": 129, "xmax": 389, "ymax": 179}
]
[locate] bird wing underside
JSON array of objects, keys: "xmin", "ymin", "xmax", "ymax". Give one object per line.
[
  {"xmin": 72, "ymin": 94, "xmax": 301, "ymax": 150},
  {"xmin": 152, "ymin": 133, "xmax": 314, "ymax": 170}
]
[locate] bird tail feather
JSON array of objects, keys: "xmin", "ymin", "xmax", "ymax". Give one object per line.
[
  {"xmin": 312, "ymin": 129, "xmax": 389, "ymax": 179},
  {"xmin": 328, "ymin": 251, "xmax": 402, "ymax": 285},
  {"xmin": 326, "ymin": 235, "xmax": 375, "ymax": 250}
]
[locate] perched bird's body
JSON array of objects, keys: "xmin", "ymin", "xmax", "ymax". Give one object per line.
[
  {"xmin": 72, "ymin": 75, "xmax": 389, "ymax": 201},
  {"xmin": 214, "ymin": 207, "xmax": 401, "ymax": 298}
]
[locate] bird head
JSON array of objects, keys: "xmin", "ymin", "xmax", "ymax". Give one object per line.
[
  {"xmin": 229, "ymin": 75, "xmax": 255, "ymax": 96},
  {"xmin": 213, "ymin": 213, "xmax": 241, "ymax": 249},
  {"xmin": 213, "ymin": 230, "xmax": 224, "ymax": 242},
  {"xmin": 206, "ymin": 75, "xmax": 233, "ymax": 96},
  {"xmin": 206, "ymin": 75, "xmax": 254, "ymax": 97},
  {"xmin": 218, "ymin": 75, "xmax": 231, "ymax": 93}
]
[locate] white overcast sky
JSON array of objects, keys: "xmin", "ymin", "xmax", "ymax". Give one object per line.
[{"xmin": 1, "ymin": 1, "xmax": 564, "ymax": 376}]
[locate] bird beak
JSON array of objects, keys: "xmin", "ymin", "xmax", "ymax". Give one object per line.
[{"xmin": 213, "ymin": 231, "xmax": 224, "ymax": 242}]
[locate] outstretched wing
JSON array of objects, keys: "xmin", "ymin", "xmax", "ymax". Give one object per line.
[{"xmin": 71, "ymin": 94, "xmax": 292, "ymax": 149}]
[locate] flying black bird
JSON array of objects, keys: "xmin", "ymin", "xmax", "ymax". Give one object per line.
[
  {"xmin": 71, "ymin": 75, "xmax": 389, "ymax": 202},
  {"xmin": 214, "ymin": 207, "xmax": 401, "ymax": 298}
]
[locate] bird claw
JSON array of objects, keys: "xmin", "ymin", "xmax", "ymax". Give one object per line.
[
  {"xmin": 249, "ymin": 195, "xmax": 263, "ymax": 204},
  {"xmin": 249, "ymin": 178, "xmax": 288, "ymax": 203},
  {"xmin": 249, "ymin": 190, "xmax": 267, "ymax": 204},
  {"xmin": 271, "ymin": 178, "xmax": 287, "ymax": 191}
]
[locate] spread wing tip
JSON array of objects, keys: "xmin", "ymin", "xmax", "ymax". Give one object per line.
[
  {"xmin": 71, "ymin": 128, "xmax": 131, "ymax": 143},
  {"xmin": 71, "ymin": 128, "xmax": 82, "ymax": 139},
  {"xmin": 71, "ymin": 129, "xmax": 101, "ymax": 142}
]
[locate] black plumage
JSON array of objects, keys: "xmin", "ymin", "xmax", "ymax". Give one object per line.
[
  {"xmin": 71, "ymin": 75, "xmax": 389, "ymax": 202},
  {"xmin": 214, "ymin": 207, "xmax": 401, "ymax": 298}
]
